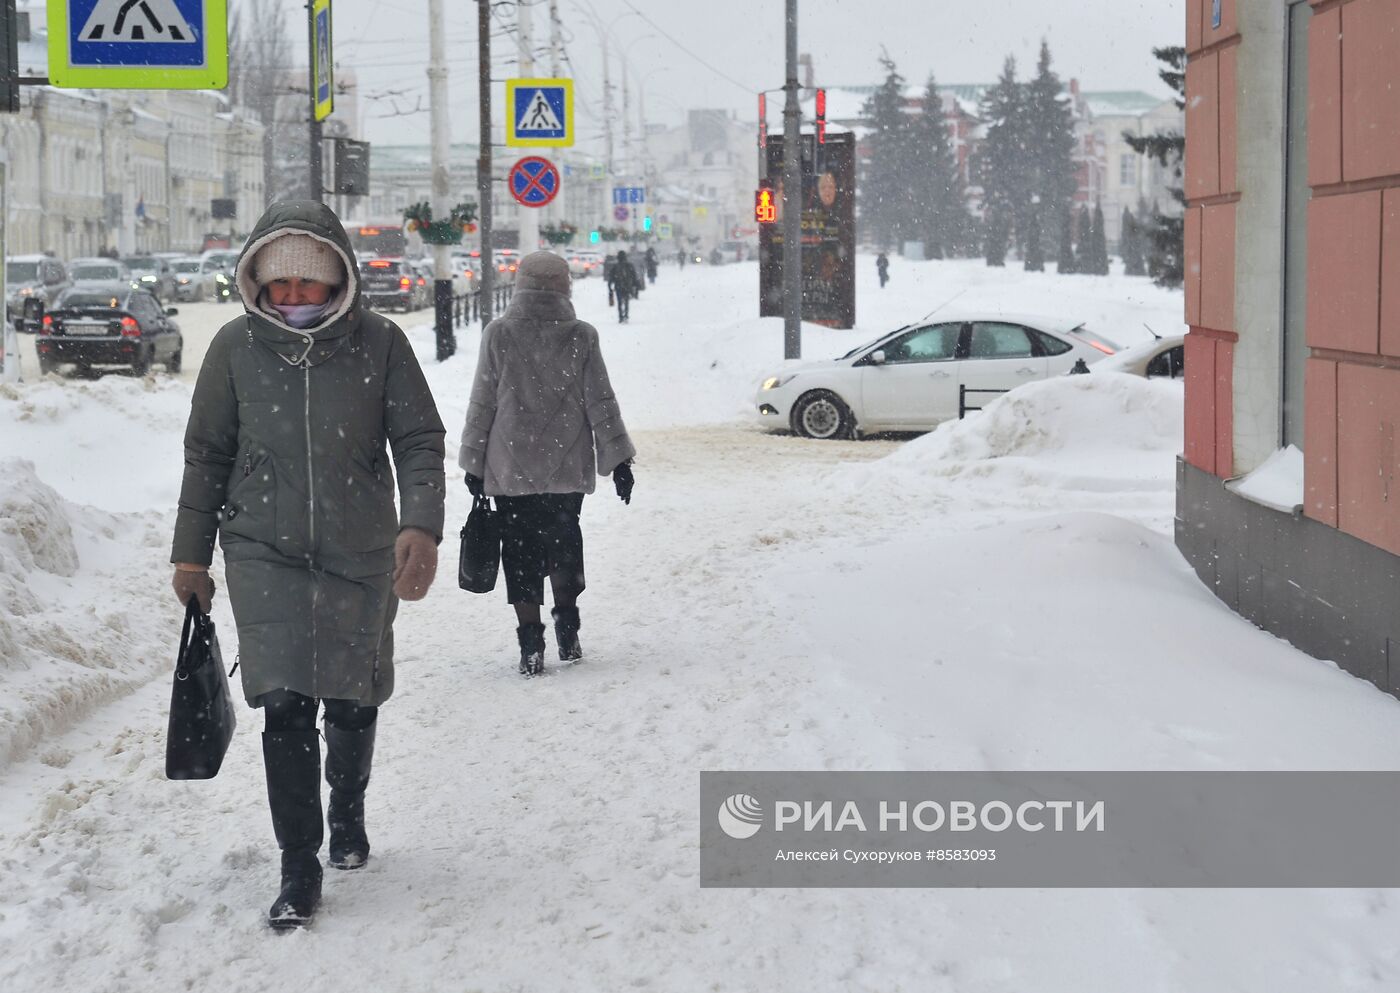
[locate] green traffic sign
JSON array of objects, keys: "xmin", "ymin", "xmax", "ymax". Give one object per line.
[{"xmin": 48, "ymin": 0, "xmax": 229, "ymax": 90}]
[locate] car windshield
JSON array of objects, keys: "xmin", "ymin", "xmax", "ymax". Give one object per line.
[
  {"xmin": 125, "ymin": 258, "xmax": 157, "ymax": 271},
  {"xmin": 172, "ymin": 261, "xmax": 201, "ymax": 273},
  {"xmin": 6, "ymin": 262, "xmax": 40, "ymax": 282},
  {"xmin": 72, "ymin": 264, "xmax": 121, "ymax": 280},
  {"xmin": 59, "ymin": 291, "xmax": 126, "ymax": 309},
  {"xmin": 840, "ymin": 325, "xmax": 911, "ymax": 361}
]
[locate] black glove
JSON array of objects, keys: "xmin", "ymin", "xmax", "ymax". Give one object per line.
[
  {"xmin": 612, "ymin": 461, "xmax": 634, "ymax": 505},
  {"xmin": 465, "ymin": 472, "xmax": 483, "ymax": 497}
]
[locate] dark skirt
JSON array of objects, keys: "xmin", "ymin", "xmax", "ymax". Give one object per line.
[{"xmin": 494, "ymin": 492, "xmax": 586, "ymax": 605}]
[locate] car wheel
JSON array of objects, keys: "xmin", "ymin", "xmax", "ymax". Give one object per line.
[
  {"xmin": 168, "ymin": 348, "xmax": 182, "ymax": 374},
  {"xmin": 791, "ymin": 390, "xmax": 854, "ymax": 440},
  {"xmin": 38, "ymin": 355, "xmax": 59, "ymax": 376},
  {"xmin": 132, "ymin": 348, "xmax": 153, "ymax": 376}
]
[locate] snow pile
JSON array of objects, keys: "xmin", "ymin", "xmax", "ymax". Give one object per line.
[
  {"xmin": 0, "ymin": 458, "xmax": 180, "ymax": 767},
  {"xmin": 1227, "ymin": 445, "xmax": 1304, "ymax": 512},
  {"xmin": 834, "ymin": 372, "xmax": 1182, "ymax": 510},
  {"xmin": 0, "ymin": 376, "xmax": 191, "ymax": 511}
]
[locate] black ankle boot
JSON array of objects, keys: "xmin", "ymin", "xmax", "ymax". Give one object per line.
[
  {"xmin": 324, "ymin": 718, "xmax": 376, "ymax": 870},
  {"xmin": 551, "ymin": 605, "xmax": 582, "ymax": 661},
  {"xmin": 262, "ymin": 731, "xmax": 324, "ymax": 930},
  {"xmin": 517, "ymin": 622, "xmax": 546, "ymax": 676}
]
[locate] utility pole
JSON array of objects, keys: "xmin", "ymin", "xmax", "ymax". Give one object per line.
[
  {"xmin": 477, "ymin": 0, "xmax": 496, "ymax": 327},
  {"xmin": 548, "ymin": 0, "xmax": 562, "ymax": 76},
  {"xmin": 306, "ymin": 1, "xmax": 323, "ymax": 202},
  {"xmin": 428, "ymin": 0, "xmax": 454, "ymax": 359},
  {"xmin": 517, "ymin": 0, "xmax": 539, "ymax": 255},
  {"xmin": 781, "ymin": 0, "xmax": 802, "ymax": 359}
]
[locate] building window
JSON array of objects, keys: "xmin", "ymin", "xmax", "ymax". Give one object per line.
[{"xmin": 1120, "ymin": 153, "xmax": 1137, "ymax": 187}]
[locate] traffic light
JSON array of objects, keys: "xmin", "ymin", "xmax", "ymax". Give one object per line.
[
  {"xmin": 755, "ymin": 184, "xmax": 776, "ymax": 224},
  {"xmin": 643, "ymin": 215, "xmax": 653, "ymax": 232},
  {"xmin": 816, "ymin": 88, "xmax": 826, "ymax": 145},
  {"xmin": 589, "ymin": 230, "xmax": 601, "ymax": 244}
]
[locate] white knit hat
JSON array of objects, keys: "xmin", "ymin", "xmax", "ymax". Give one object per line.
[{"xmin": 252, "ymin": 232, "xmax": 344, "ymax": 286}]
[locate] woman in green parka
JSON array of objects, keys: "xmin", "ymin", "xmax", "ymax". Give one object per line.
[{"xmin": 170, "ymin": 200, "xmax": 446, "ymax": 930}]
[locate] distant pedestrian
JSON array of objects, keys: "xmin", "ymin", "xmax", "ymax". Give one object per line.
[
  {"xmin": 608, "ymin": 249, "xmax": 641, "ymax": 323},
  {"xmin": 876, "ymin": 252, "xmax": 890, "ymax": 289},
  {"xmin": 644, "ymin": 246, "xmax": 658, "ymax": 285},
  {"xmin": 459, "ymin": 251, "xmax": 636, "ymax": 676},
  {"xmin": 603, "ymin": 252, "xmax": 617, "ymax": 307},
  {"xmin": 676, "ymin": 249, "xmax": 686, "ymax": 269}
]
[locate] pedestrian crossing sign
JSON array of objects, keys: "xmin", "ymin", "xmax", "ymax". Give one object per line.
[
  {"xmin": 49, "ymin": 0, "xmax": 228, "ymax": 89},
  {"xmin": 506, "ymin": 78, "xmax": 574, "ymax": 148}
]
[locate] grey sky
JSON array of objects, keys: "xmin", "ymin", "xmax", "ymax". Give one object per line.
[{"xmin": 325, "ymin": 0, "xmax": 1184, "ymax": 149}]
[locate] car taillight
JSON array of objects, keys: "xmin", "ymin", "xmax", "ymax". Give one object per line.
[
  {"xmin": 120, "ymin": 316, "xmax": 140, "ymax": 337},
  {"xmin": 40, "ymin": 314, "xmax": 52, "ymax": 334},
  {"xmin": 1086, "ymin": 339, "xmax": 1115, "ymax": 355},
  {"xmin": 465, "ymin": 270, "xmax": 474, "ymax": 279},
  {"xmin": 400, "ymin": 276, "xmax": 412, "ymax": 288},
  {"xmin": 417, "ymin": 277, "xmax": 426, "ymax": 286},
  {"xmin": 509, "ymin": 265, "xmax": 517, "ymax": 272}
]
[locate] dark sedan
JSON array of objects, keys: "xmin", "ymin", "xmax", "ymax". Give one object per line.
[
  {"xmin": 36, "ymin": 283, "xmax": 184, "ymax": 377},
  {"xmin": 359, "ymin": 258, "xmax": 420, "ymax": 313}
]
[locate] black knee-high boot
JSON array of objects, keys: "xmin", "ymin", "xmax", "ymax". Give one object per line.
[
  {"xmin": 262, "ymin": 730, "xmax": 324, "ymax": 929},
  {"xmin": 551, "ymin": 605, "xmax": 582, "ymax": 661},
  {"xmin": 324, "ymin": 717, "xmax": 376, "ymax": 870},
  {"xmin": 517, "ymin": 622, "xmax": 546, "ymax": 676}
]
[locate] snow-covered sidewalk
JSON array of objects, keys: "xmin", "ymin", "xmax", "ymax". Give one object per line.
[{"xmin": 2, "ymin": 259, "xmax": 1398, "ymax": 991}]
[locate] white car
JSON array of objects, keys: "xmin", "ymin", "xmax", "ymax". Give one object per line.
[
  {"xmin": 567, "ymin": 250, "xmax": 603, "ymax": 278},
  {"xmin": 756, "ymin": 313, "xmax": 1120, "ymax": 439},
  {"xmin": 1090, "ymin": 333, "xmax": 1185, "ymax": 379}
]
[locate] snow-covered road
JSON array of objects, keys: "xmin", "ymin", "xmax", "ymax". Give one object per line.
[{"xmin": 2, "ymin": 259, "xmax": 1398, "ymax": 991}]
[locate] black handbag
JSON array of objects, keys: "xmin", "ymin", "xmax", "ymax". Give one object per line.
[
  {"xmin": 165, "ymin": 598, "xmax": 237, "ymax": 780},
  {"xmin": 458, "ymin": 494, "xmax": 502, "ymax": 593}
]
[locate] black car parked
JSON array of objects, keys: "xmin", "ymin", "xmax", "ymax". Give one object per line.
[{"xmin": 36, "ymin": 283, "xmax": 184, "ymax": 377}]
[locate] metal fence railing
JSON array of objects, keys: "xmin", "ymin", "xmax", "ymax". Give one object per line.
[
  {"xmin": 450, "ymin": 285, "xmax": 514, "ymax": 328},
  {"xmin": 958, "ymin": 385, "xmax": 1010, "ymax": 419}
]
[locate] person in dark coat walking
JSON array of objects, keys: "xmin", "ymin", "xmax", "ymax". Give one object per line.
[
  {"xmin": 644, "ymin": 246, "xmax": 658, "ymax": 285},
  {"xmin": 608, "ymin": 250, "xmax": 642, "ymax": 323},
  {"xmin": 170, "ymin": 200, "xmax": 446, "ymax": 930},
  {"xmin": 459, "ymin": 251, "xmax": 636, "ymax": 676},
  {"xmin": 876, "ymin": 252, "xmax": 890, "ymax": 288}
]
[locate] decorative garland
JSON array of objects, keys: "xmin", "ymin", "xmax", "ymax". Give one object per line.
[
  {"xmin": 403, "ymin": 201, "xmax": 479, "ymax": 245},
  {"xmin": 541, "ymin": 222, "xmax": 578, "ymax": 246}
]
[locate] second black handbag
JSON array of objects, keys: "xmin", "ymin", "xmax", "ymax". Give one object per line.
[
  {"xmin": 459, "ymin": 493, "xmax": 501, "ymax": 593},
  {"xmin": 165, "ymin": 597, "xmax": 237, "ymax": 781}
]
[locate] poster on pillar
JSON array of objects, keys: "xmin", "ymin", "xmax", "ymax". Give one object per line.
[
  {"xmin": 312, "ymin": 0, "xmax": 334, "ymax": 122},
  {"xmin": 48, "ymin": 0, "xmax": 229, "ymax": 89},
  {"xmin": 758, "ymin": 132, "xmax": 857, "ymax": 329}
]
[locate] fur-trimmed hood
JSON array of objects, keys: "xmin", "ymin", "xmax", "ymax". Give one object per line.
[{"xmin": 235, "ymin": 200, "xmax": 362, "ymax": 366}]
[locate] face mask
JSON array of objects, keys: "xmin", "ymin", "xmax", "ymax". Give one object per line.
[{"xmin": 271, "ymin": 301, "xmax": 330, "ymax": 329}]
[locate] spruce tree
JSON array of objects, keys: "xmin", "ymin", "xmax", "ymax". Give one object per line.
[
  {"xmin": 861, "ymin": 54, "xmax": 912, "ymax": 250},
  {"xmin": 1121, "ymin": 207, "xmax": 1146, "ymax": 275},
  {"xmin": 979, "ymin": 56, "xmax": 1029, "ymax": 266},
  {"xmin": 985, "ymin": 204, "xmax": 1011, "ymax": 267},
  {"xmin": 1075, "ymin": 206, "xmax": 1092, "ymax": 274},
  {"xmin": 1022, "ymin": 41, "xmax": 1079, "ymax": 264},
  {"xmin": 1089, "ymin": 200, "xmax": 1109, "ymax": 274},
  {"xmin": 1024, "ymin": 202, "xmax": 1045, "ymax": 271},
  {"xmin": 1123, "ymin": 46, "xmax": 1186, "ymax": 287},
  {"xmin": 912, "ymin": 73, "xmax": 966, "ymax": 260},
  {"xmin": 1057, "ymin": 203, "xmax": 1077, "ymax": 274}
]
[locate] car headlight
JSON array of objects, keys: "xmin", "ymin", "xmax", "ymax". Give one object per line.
[
  {"xmin": 140, "ymin": 275, "xmax": 156, "ymax": 282},
  {"xmin": 762, "ymin": 374, "xmax": 796, "ymax": 391},
  {"xmin": 19, "ymin": 286, "xmax": 32, "ymax": 296}
]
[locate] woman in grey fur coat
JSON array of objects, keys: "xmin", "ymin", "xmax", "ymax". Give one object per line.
[{"xmin": 458, "ymin": 251, "xmax": 635, "ymax": 676}]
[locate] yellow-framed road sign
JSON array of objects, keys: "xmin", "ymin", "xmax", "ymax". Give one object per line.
[
  {"xmin": 506, "ymin": 78, "xmax": 574, "ymax": 148},
  {"xmin": 311, "ymin": 0, "xmax": 333, "ymax": 122},
  {"xmin": 48, "ymin": 0, "xmax": 229, "ymax": 90}
]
